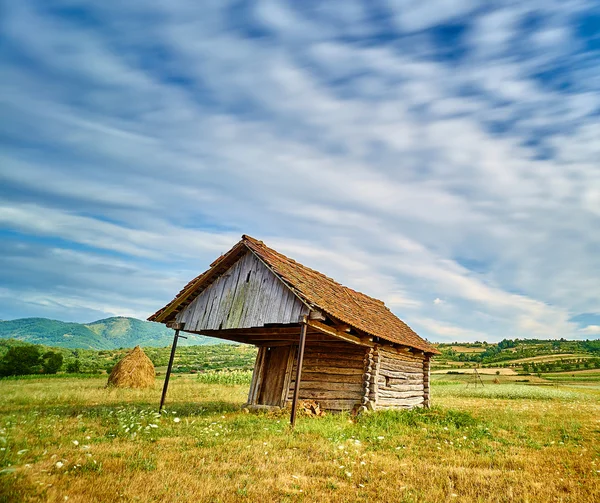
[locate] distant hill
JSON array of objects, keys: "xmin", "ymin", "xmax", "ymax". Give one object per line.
[{"xmin": 0, "ymin": 317, "xmax": 224, "ymax": 349}]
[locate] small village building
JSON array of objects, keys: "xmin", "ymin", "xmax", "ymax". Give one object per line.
[{"xmin": 149, "ymin": 235, "xmax": 439, "ymax": 422}]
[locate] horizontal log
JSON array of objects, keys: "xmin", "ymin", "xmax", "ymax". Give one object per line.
[
  {"xmin": 379, "ymin": 361, "xmax": 423, "ymax": 374},
  {"xmin": 305, "ymin": 343, "xmax": 367, "ymax": 353},
  {"xmin": 304, "ymin": 351, "xmax": 365, "ymax": 361},
  {"xmin": 378, "ymin": 369, "xmax": 423, "ymax": 379},
  {"xmin": 379, "ymin": 350, "xmax": 424, "ymax": 362},
  {"xmin": 303, "ymin": 399, "xmax": 360, "ymax": 411},
  {"xmin": 282, "ymin": 398, "xmax": 361, "ymax": 410},
  {"xmin": 379, "ymin": 360, "xmax": 423, "ymax": 372},
  {"xmin": 298, "ymin": 357, "xmax": 365, "ymax": 369},
  {"xmin": 378, "ymin": 384, "xmax": 424, "ymax": 392},
  {"xmin": 378, "ymin": 376, "xmax": 423, "ymax": 385},
  {"xmin": 287, "ymin": 381, "xmax": 363, "ymax": 392},
  {"xmin": 287, "ymin": 389, "xmax": 363, "ymax": 400},
  {"xmin": 293, "ymin": 365, "xmax": 363, "ymax": 375},
  {"xmin": 378, "ymin": 389, "xmax": 424, "ymax": 398},
  {"xmin": 295, "ymin": 372, "xmax": 362, "ymax": 384},
  {"xmin": 377, "ymin": 396, "xmax": 424, "ymax": 407}
]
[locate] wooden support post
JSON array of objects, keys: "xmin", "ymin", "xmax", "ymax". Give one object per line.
[
  {"xmin": 159, "ymin": 323, "xmax": 185, "ymax": 412},
  {"xmin": 290, "ymin": 316, "xmax": 308, "ymax": 428}
]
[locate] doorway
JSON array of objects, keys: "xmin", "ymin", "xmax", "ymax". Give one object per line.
[{"xmin": 248, "ymin": 345, "xmax": 295, "ymax": 407}]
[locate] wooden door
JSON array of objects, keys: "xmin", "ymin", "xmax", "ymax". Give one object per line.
[{"xmin": 257, "ymin": 346, "xmax": 293, "ymax": 406}]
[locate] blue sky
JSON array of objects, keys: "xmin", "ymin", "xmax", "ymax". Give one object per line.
[{"xmin": 1, "ymin": 0, "xmax": 599, "ymax": 342}]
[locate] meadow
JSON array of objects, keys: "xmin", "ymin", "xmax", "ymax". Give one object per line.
[{"xmin": 1, "ymin": 372, "xmax": 599, "ymax": 503}]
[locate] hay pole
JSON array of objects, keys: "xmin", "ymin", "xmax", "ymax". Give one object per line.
[{"xmin": 159, "ymin": 323, "xmax": 186, "ymax": 412}]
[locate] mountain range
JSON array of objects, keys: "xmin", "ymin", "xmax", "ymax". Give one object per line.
[{"xmin": 0, "ymin": 317, "xmax": 224, "ymax": 350}]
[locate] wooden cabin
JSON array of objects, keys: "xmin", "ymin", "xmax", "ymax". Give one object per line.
[{"xmin": 149, "ymin": 235, "xmax": 439, "ymax": 417}]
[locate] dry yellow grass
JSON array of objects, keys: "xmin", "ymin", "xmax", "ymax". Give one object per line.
[
  {"xmin": 432, "ymin": 368, "xmax": 517, "ymax": 375},
  {"xmin": 1, "ymin": 376, "xmax": 599, "ymax": 503},
  {"xmin": 107, "ymin": 346, "xmax": 155, "ymax": 388},
  {"xmin": 508, "ymin": 353, "xmax": 593, "ymax": 364},
  {"xmin": 449, "ymin": 346, "xmax": 487, "ymax": 354}
]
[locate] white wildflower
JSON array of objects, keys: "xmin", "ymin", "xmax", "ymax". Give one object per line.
[
  {"xmin": 72, "ymin": 440, "xmax": 79, "ymax": 446},
  {"xmin": 174, "ymin": 418, "xmax": 181, "ymax": 423},
  {"xmin": 377, "ymin": 436, "xmax": 384, "ymax": 440},
  {"xmin": 55, "ymin": 462, "xmax": 64, "ymax": 469},
  {"xmin": 345, "ymin": 471, "xmax": 352, "ymax": 478}
]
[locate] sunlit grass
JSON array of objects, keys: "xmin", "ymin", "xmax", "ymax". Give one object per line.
[
  {"xmin": 0, "ymin": 376, "xmax": 599, "ymax": 502},
  {"xmin": 196, "ymin": 369, "xmax": 253, "ymax": 385},
  {"xmin": 432, "ymin": 382, "xmax": 593, "ymax": 400}
]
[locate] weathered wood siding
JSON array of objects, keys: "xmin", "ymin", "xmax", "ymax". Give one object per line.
[
  {"xmin": 373, "ymin": 346, "xmax": 425, "ymax": 409},
  {"xmin": 286, "ymin": 341, "xmax": 367, "ymax": 411},
  {"xmin": 176, "ymin": 251, "xmax": 308, "ymax": 331}
]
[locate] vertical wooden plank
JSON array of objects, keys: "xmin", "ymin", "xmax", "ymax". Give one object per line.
[
  {"xmin": 238, "ymin": 255, "xmax": 265, "ymax": 327},
  {"xmin": 175, "ymin": 250, "xmax": 308, "ymax": 330},
  {"xmin": 205, "ymin": 270, "xmax": 229, "ymax": 330},
  {"xmin": 280, "ymin": 345, "xmax": 296, "ymax": 406},
  {"xmin": 224, "ymin": 252, "xmax": 252, "ymax": 329},
  {"xmin": 248, "ymin": 347, "xmax": 267, "ymax": 405},
  {"xmin": 258, "ymin": 346, "xmax": 292, "ymax": 406},
  {"xmin": 215, "ymin": 254, "xmax": 245, "ymax": 330}
]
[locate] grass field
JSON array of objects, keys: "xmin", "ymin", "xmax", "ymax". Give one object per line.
[
  {"xmin": 506, "ymin": 354, "xmax": 594, "ymax": 364},
  {"xmin": 1, "ymin": 374, "xmax": 599, "ymax": 503}
]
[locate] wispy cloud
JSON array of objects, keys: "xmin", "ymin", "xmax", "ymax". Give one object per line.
[{"xmin": 0, "ymin": 0, "xmax": 598, "ymax": 340}]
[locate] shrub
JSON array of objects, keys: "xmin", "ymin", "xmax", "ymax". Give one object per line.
[
  {"xmin": 42, "ymin": 351, "xmax": 63, "ymax": 374},
  {"xmin": 0, "ymin": 346, "xmax": 42, "ymax": 376},
  {"xmin": 66, "ymin": 359, "xmax": 82, "ymax": 373}
]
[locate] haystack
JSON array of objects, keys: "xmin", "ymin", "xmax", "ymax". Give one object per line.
[{"xmin": 107, "ymin": 346, "xmax": 155, "ymax": 388}]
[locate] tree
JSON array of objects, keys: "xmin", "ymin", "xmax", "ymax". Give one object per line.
[
  {"xmin": 0, "ymin": 346, "xmax": 42, "ymax": 377},
  {"xmin": 66, "ymin": 359, "xmax": 81, "ymax": 373},
  {"xmin": 42, "ymin": 351, "xmax": 63, "ymax": 374}
]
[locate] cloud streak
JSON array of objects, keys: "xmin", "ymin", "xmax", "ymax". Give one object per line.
[{"xmin": 0, "ymin": 0, "xmax": 598, "ymax": 341}]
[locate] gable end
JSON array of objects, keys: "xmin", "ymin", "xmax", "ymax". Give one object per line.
[{"xmin": 175, "ymin": 251, "xmax": 308, "ymax": 331}]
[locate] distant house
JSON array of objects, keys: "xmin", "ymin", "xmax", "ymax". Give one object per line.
[{"xmin": 149, "ymin": 235, "xmax": 438, "ymax": 421}]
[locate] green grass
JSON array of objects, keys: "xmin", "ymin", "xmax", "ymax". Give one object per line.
[
  {"xmin": 1, "ymin": 376, "xmax": 599, "ymax": 502},
  {"xmin": 432, "ymin": 383, "xmax": 593, "ymax": 400},
  {"xmin": 196, "ymin": 369, "xmax": 253, "ymax": 385}
]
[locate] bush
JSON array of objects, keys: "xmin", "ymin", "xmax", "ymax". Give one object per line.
[
  {"xmin": 0, "ymin": 346, "xmax": 42, "ymax": 376},
  {"xmin": 42, "ymin": 351, "xmax": 63, "ymax": 374},
  {"xmin": 66, "ymin": 359, "xmax": 82, "ymax": 373}
]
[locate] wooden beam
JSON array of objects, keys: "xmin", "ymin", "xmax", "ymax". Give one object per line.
[
  {"xmin": 306, "ymin": 319, "xmax": 374, "ymax": 347},
  {"xmin": 159, "ymin": 326, "xmax": 184, "ymax": 411},
  {"xmin": 290, "ymin": 317, "xmax": 308, "ymax": 428},
  {"xmin": 308, "ymin": 310, "xmax": 326, "ymax": 321}
]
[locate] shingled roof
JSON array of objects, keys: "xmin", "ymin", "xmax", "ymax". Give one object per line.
[{"xmin": 149, "ymin": 235, "xmax": 438, "ymax": 354}]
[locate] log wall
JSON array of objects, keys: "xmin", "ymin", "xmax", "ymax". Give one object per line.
[
  {"xmin": 286, "ymin": 341, "xmax": 367, "ymax": 411},
  {"xmin": 373, "ymin": 346, "xmax": 426, "ymax": 410}
]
